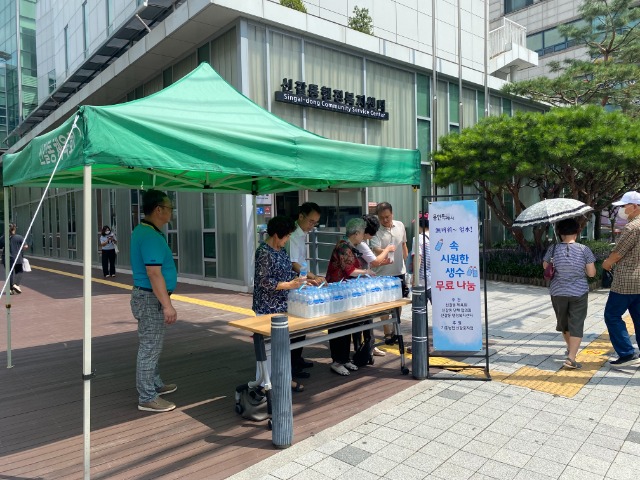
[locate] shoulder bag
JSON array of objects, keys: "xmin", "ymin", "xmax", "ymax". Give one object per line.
[{"xmin": 543, "ymin": 244, "xmax": 556, "ymax": 281}]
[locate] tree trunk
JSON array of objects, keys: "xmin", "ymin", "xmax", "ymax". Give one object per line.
[{"xmin": 594, "ymin": 211, "xmax": 601, "ymax": 240}]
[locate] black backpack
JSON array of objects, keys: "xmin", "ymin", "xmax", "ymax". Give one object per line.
[{"xmin": 352, "ymin": 335, "xmax": 375, "ymax": 367}]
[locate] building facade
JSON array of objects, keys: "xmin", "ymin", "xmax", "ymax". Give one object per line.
[
  {"xmin": 490, "ymin": 0, "xmax": 589, "ymax": 81},
  {"xmin": 4, "ymin": 0, "xmax": 540, "ymax": 290}
]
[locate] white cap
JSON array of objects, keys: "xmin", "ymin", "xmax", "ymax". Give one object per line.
[{"xmin": 612, "ymin": 191, "xmax": 640, "ymax": 206}]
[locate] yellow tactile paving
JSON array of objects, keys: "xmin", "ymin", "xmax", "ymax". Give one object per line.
[
  {"xmin": 380, "ymin": 316, "xmax": 634, "ymax": 398},
  {"xmin": 31, "ymin": 264, "xmax": 256, "ymax": 316},
  {"xmin": 27, "ymin": 264, "xmax": 636, "ymax": 396}
]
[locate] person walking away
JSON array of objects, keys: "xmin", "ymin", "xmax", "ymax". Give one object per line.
[
  {"xmin": 0, "ymin": 223, "xmax": 29, "ymax": 294},
  {"xmin": 99, "ymin": 225, "xmax": 118, "ymax": 277},
  {"xmin": 287, "ymin": 202, "xmax": 324, "ymax": 378},
  {"xmin": 370, "ymin": 202, "xmax": 409, "ymax": 344},
  {"xmin": 602, "ymin": 191, "xmax": 640, "ymax": 366},
  {"xmin": 542, "ymin": 218, "xmax": 596, "ymax": 369},
  {"xmin": 356, "ymin": 214, "xmax": 395, "ymax": 356},
  {"xmin": 130, "ymin": 190, "xmax": 179, "ymax": 412},
  {"xmin": 253, "ymin": 215, "xmax": 307, "ymax": 392}
]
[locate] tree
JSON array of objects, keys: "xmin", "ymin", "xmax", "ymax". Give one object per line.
[
  {"xmin": 433, "ymin": 106, "xmax": 640, "ymax": 252},
  {"xmin": 348, "ymin": 6, "xmax": 374, "ymax": 35},
  {"xmin": 280, "ymin": 0, "xmax": 307, "ymax": 14},
  {"xmin": 503, "ymin": 0, "xmax": 640, "ymax": 118}
]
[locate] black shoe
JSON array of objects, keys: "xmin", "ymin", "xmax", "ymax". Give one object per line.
[
  {"xmin": 297, "ymin": 359, "xmax": 314, "ymax": 369},
  {"xmin": 609, "ymin": 354, "xmax": 640, "ymax": 366},
  {"xmin": 292, "ymin": 369, "xmax": 311, "ymax": 379},
  {"xmin": 384, "ymin": 335, "xmax": 398, "ymax": 345}
]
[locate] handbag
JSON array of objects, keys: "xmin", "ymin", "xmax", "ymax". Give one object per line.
[
  {"xmin": 22, "ymin": 257, "xmax": 31, "ymax": 273},
  {"xmin": 543, "ymin": 244, "xmax": 556, "ymax": 281},
  {"xmin": 114, "ymin": 245, "xmax": 119, "ymax": 255},
  {"xmin": 602, "ymin": 268, "xmax": 613, "ymax": 288}
]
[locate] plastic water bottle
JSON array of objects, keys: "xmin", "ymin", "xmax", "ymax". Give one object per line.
[
  {"xmin": 304, "ymin": 290, "xmax": 314, "ymax": 318},
  {"xmin": 299, "ymin": 262, "xmax": 308, "ymax": 280},
  {"xmin": 288, "ymin": 290, "xmax": 298, "ymax": 316}
]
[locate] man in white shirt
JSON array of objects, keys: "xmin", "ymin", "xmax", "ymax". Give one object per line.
[
  {"xmin": 370, "ymin": 202, "xmax": 409, "ymax": 343},
  {"xmin": 287, "ymin": 202, "xmax": 324, "ymax": 377}
]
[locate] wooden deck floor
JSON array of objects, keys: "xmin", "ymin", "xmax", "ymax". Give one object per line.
[{"xmin": 0, "ymin": 260, "xmax": 422, "ymax": 479}]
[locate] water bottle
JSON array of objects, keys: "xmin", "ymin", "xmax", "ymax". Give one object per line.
[
  {"xmin": 435, "ymin": 239, "xmax": 444, "ymax": 251},
  {"xmin": 304, "ymin": 290, "xmax": 314, "ymax": 318},
  {"xmin": 288, "ymin": 290, "xmax": 298, "ymax": 316},
  {"xmin": 299, "ymin": 262, "xmax": 308, "ymax": 280}
]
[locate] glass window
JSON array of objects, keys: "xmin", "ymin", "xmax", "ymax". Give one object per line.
[
  {"xmin": 449, "ymin": 83, "xmax": 459, "ymax": 125},
  {"xmin": 203, "ymin": 193, "xmax": 215, "ymax": 229},
  {"xmin": 417, "ymin": 119, "xmax": 430, "ymax": 163},
  {"xmin": 502, "ymin": 98, "xmax": 512, "ymax": 117},
  {"xmin": 544, "ymin": 28, "xmax": 565, "ymax": 48},
  {"xmin": 197, "ymin": 43, "xmax": 210, "ymax": 65},
  {"xmin": 477, "ymin": 91, "xmax": 486, "ymax": 119},
  {"xmin": 203, "ymin": 232, "xmax": 216, "ymax": 258},
  {"xmin": 526, "ymin": 32, "xmax": 543, "ymax": 53},
  {"xmin": 505, "ymin": 0, "xmax": 533, "ymax": 14},
  {"xmin": 417, "ymin": 74, "xmax": 429, "ymax": 118}
]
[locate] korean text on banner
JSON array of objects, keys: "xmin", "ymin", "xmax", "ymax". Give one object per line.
[{"xmin": 430, "ymin": 200, "xmax": 482, "ymax": 351}]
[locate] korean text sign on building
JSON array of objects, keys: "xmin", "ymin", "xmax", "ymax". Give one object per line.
[{"xmin": 430, "ymin": 200, "xmax": 482, "ymax": 351}]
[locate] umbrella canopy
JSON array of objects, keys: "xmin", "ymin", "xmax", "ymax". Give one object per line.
[{"xmin": 512, "ymin": 198, "xmax": 593, "ymax": 228}]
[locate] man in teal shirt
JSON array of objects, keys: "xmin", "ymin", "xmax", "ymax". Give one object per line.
[{"xmin": 130, "ymin": 189, "xmax": 178, "ymax": 412}]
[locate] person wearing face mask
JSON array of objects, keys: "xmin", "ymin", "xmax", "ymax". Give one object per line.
[
  {"xmin": 100, "ymin": 226, "xmax": 118, "ymax": 277},
  {"xmin": 602, "ymin": 191, "xmax": 640, "ymax": 366}
]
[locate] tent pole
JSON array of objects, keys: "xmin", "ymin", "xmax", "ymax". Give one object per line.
[
  {"xmin": 4, "ymin": 187, "xmax": 12, "ymax": 368},
  {"xmin": 82, "ymin": 165, "xmax": 93, "ymax": 479}
]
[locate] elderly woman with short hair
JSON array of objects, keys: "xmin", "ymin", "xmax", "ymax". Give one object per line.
[{"xmin": 325, "ymin": 218, "xmax": 374, "ymax": 376}]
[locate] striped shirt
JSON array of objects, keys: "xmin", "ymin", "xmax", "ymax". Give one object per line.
[
  {"xmin": 611, "ymin": 217, "xmax": 640, "ymax": 294},
  {"xmin": 543, "ymin": 242, "xmax": 596, "ymax": 297}
]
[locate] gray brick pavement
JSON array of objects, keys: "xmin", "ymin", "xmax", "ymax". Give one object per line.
[{"xmin": 230, "ymin": 281, "xmax": 640, "ymax": 480}]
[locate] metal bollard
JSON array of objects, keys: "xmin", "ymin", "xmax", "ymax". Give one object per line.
[
  {"xmin": 270, "ymin": 315, "xmax": 293, "ymax": 448},
  {"xmin": 411, "ymin": 286, "xmax": 427, "ymax": 379}
]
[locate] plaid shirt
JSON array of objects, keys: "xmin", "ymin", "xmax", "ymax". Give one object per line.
[{"xmin": 611, "ymin": 217, "xmax": 640, "ymax": 294}]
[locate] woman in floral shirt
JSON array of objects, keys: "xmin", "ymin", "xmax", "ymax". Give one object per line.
[
  {"xmin": 326, "ymin": 218, "xmax": 373, "ymax": 376},
  {"xmin": 252, "ymin": 216, "xmax": 306, "ymax": 390}
]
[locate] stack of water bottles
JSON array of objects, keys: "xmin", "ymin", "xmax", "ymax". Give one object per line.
[{"xmin": 288, "ymin": 276, "xmax": 403, "ymax": 318}]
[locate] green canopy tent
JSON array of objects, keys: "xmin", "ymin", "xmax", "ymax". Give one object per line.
[{"xmin": 2, "ymin": 62, "xmax": 420, "ymax": 477}]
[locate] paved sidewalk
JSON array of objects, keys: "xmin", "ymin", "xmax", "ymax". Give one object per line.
[{"xmin": 230, "ymin": 281, "xmax": 640, "ymax": 480}]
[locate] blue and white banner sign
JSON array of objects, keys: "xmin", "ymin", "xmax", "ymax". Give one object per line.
[{"xmin": 430, "ymin": 200, "xmax": 482, "ymax": 351}]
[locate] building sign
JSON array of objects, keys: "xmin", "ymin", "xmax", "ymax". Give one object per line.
[
  {"xmin": 275, "ymin": 78, "xmax": 389, "ymax": 121},
  {"xmin": 430, "ymin": 200, "xmax": 482, "ymax": 351}
]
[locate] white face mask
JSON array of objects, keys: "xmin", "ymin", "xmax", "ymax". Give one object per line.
[{"xmin": 618, "ymin": 208, "xmax": 629, "ymax": 220}]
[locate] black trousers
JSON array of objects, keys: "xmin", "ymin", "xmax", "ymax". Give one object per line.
[
  {"xmin": 102, "ymin": 249, "xmax": 116, "ymax": 276},
  {"xmin": 329, "ymin": 326, "xmax": 352, "ymax": 364}
]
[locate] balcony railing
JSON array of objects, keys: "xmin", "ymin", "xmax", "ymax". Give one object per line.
[{"xmin": 489, "ymin": 17, "xmax": 527, "ymax": 58}]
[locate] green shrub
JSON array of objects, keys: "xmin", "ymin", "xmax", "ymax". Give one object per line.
[
  {"xmin": 348, "ymin": 6, "xmax": 373, "ymax": 35},
  {"xmin": 280, "ymin": 0, "xmax": 307, "ymax": 13},
  {"xmin": 480, "ymin": 240, "xmax": 614, "ymax": 283}
]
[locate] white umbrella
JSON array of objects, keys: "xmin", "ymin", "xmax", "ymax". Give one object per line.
[{"xmin": 512, "ymin": 198, "xmax": 593, "ymax": 228}]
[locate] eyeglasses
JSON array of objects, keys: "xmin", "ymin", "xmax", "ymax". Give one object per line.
[
  {"xmin": 303, "ymin": 214, "xmax": 319, "ymax": 226},
  {"xmin": 158, "ymin": 204, "xmax": 173, "ymax": 211}
]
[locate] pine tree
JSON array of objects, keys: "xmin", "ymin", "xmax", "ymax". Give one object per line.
[{"xmin": 503, "ymin": 0, "xmax": 640, "ymax": 117}]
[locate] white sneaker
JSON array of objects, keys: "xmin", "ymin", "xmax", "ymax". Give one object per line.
[
  {"xmin": 373, "ymin": 347, "xmax": 386, "ymax": 356},
  {"xmin": 12, "ymin": 285, "xmax": 21, "ymax": 294}
]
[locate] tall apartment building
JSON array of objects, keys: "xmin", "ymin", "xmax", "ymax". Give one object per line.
[
  {"xmin": 3, "ymin": 0, "xmax": 539, "ymax": 290},
  {"xmin": 0, "ymin": 0, "xmax": 37, "ymax": 152}
]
